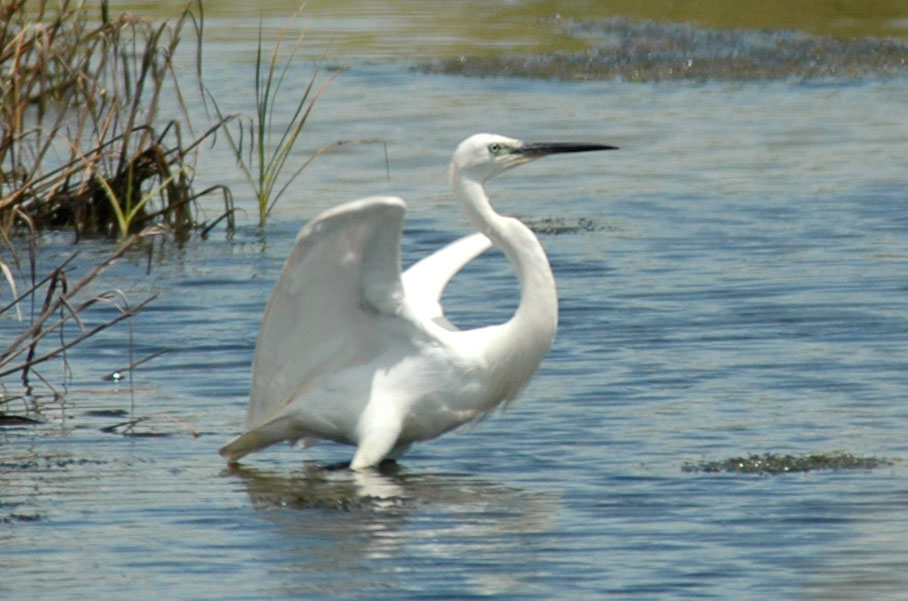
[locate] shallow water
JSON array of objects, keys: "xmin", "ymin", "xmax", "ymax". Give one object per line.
[{"xmin": 4, "ymin": 4, "xmax": 908, "ymax": 601}]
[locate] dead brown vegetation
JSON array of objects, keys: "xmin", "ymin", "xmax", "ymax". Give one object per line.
[
  {"xmin": 0, "ymin": 0, "xmax": 233, "ymax": 239},
  {"xmin": 0, "ymin": 0, "xmax": 233, "ymax": 409}
]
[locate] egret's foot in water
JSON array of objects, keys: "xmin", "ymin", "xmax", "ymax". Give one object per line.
[
  {"xmin": 323, "ymin": 460, "xmax": 352, "ymax": 472},
  {"xmin": 376, "ymin": 458, "xmax": 401, "ymax": 475},
  {"xmin": 320, "ymin": 458, "xmax": 400, "ymax": 473}
]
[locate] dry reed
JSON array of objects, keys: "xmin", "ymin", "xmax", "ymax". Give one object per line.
[
  {"xmin": 0, "ymin": 0, "xmax": 231, "ymax": 412},
  {"xmin": 0, "ymin": 0, "xmax": 233, "ymax": 239}
]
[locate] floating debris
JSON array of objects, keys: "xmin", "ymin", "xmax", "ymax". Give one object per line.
[
  {"xmin": 101, "ymin": 348, "xmax": 173, "ymax": 382},
  {"xmin": 682, "ymin": 452, "xmax": 894, "ymax": 475},
  {"xmin": 99, "ymin": 413, "xmax": 200, "ymax": 438},
  {"xmin": 528, "ymin": 216, "xmax": 610, "ymax": 235},
  {"xmin": 421, "ymin": 17, "xmax": 908, "ymax": 81},
  {"xmin": 83, "ymin": 409, "xmax": 131, "ymax": 418},
  {"xmin": 1, "ymin": 513, "xmax": 41, "ymax": 524},
  {"xmin": 0, "ymin": 457, "xmax": 106, "ymax": 471},
  {"xmin": 0, "ymin": 413, "xmax": 43, "ymax": 426}
]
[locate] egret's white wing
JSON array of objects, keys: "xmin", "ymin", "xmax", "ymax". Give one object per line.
[
  {"xmin": 401, "ymin": 231, "xmax": 492, "ymax": 326},
  {"xmin": 243, "ymin": 196, "xmax": 407, "ymax": 431}
]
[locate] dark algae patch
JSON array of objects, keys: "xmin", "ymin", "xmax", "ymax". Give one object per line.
[
  {"xmin": 422, "ymin": 17, "xmax": 908, "ymax": 81},
  {"xmin": 683, "ymin": 452, "xmax": 894, "ymax": 475},
  {"xmin": 527, "ymin": 216, "xmax": 613, "ymax": 235}
]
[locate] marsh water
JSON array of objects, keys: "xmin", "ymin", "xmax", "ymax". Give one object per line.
[{"xmin": 4, "ymin": 2, "xmax": 908, "ymax": 599}]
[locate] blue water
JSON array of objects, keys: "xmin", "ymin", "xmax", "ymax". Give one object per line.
[{"xmin": 3, "ymin": 26, "xmax": 908, "ymax": 601}]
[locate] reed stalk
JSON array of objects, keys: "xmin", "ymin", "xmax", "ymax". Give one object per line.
[{"xmin": 204, "ymin": 11, "xmax": 340, "ymax": 226}]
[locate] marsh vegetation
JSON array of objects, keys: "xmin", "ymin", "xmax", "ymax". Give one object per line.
[{"xmin": 0, "ymin": 0, "xmax": 328, "ymax": 406}]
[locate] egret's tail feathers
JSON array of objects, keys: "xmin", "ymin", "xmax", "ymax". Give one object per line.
[
  {"xmin": 219, "ymin": 431, "xmax": 271, "ymax": 463},
  {"xmin": 219, "ymin": 415, "xmax": 306, "ymax": 463}
]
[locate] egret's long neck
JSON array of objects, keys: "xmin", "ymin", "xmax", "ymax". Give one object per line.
[{"xmin": 452, "ymin": 173, "xmax": 558, "ymax": 394}]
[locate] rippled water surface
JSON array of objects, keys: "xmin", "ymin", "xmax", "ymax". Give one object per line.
[{"xmin": 3, "ymin": 3, "xmax": 908, "ymax": 600}]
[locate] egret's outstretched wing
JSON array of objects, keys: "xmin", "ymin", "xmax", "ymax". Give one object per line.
[
  {"xmin": 402, "ymin": 231, "xmax": 492, "ymax": 327},
  {"xmin": 243, "ymin": 196, "xmax": 407, "ymax": 431}
]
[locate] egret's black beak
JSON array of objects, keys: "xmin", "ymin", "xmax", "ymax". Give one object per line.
[{"xmin": 518, "ymin": 142, "xmax": 619, "ymax": 157}]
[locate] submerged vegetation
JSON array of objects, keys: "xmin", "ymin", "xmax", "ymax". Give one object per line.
[
  {"xmin": 682, "ymin": 452, "xmax": 894, "ymax": 475},
  {"xmin": 422, "ymin": 17, "xmax": 908, "ymax": 81}
]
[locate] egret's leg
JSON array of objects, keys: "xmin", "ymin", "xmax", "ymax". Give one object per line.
[
  {"xmin": 386, "ymin": 441, "xmax": 412, "ymax": 460},
  {"xmin": 350, "ymin": 419, "xmax": 403, "ymax": 470}
]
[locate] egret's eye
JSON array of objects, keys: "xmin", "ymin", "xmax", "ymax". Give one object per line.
[{"xmin": 488, "ymin": 143, "xmax": 503, "ymax": 155}]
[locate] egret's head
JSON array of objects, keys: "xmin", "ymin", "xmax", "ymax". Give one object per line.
[{"xmin": 450, "ymin": 133, "xmax": 617, "ymax": 183}]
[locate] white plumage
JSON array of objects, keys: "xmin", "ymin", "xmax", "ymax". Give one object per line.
[{"xmin": 220, "ymin": 133, "xmax": 615, "ymax": 469}]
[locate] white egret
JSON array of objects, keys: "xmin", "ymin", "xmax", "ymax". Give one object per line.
[{"xmin": 220, "ymin": 133, "xmax": 617, "ymax": 470}]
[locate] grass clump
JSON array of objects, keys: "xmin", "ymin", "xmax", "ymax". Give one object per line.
[
  {"xmin": 204, "ymin": 16, "xmax": 329, "ymax": 226},
  {"xmin": 682, "ymin": 452, "xmax": 893, "ymax": 475},
  {"xmin": 0, "ymin": 0, "xmax": 230, "ymax": 409},
  {"xmin": 0, "ymin": 1, "xmax": 349, "ymax": 410},
  {"xmin": 0, "ymin": 0, "xmax": 233, "ymax": 240},
  {"xmin": 204, "ymin": 9, "xmax": 383, "ymax": 226}
]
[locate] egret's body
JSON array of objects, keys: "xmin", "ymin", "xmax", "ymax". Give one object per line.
[{"xmin": 220, "ymin": 134, "xmax": 615, "ymax": 469}]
